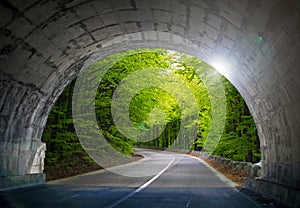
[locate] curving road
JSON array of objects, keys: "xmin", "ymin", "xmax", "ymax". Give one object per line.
[{"xmin": 0, "ymin": 149, "xmax": 259, "ymax": 208}]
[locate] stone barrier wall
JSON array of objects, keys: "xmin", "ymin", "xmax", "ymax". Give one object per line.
[{"xmin": 190, "ymin": 150, "xmax": 261, "ymax": 178}]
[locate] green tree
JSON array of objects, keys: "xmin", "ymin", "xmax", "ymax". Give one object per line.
[{"xmin": 42, "ymin": 48, "xmax": 261, "ymax": 179}]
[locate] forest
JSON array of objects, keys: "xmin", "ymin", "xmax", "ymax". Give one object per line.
[{"xmin": 42, "ymin": 49, "xmax": 261, "ymax": 180}]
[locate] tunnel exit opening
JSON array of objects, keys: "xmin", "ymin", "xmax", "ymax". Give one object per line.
[{"xmin": 41, "ymin": 48, "xmax": 261, "ymax": 181}]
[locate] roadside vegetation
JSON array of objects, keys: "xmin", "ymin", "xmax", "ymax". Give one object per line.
[{"xmin": 42, "ymin": 49, "xmax": 260, "ymax": 180}]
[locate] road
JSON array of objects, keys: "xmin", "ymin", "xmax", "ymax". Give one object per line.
[{"xmin": 0, "ymin": 149, "xmax": 259, "ymax": 208}]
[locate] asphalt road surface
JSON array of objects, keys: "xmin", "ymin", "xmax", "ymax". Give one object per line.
[{"xmin": 0, "ymin": 149, "xmax": 260, "ymax": 208}]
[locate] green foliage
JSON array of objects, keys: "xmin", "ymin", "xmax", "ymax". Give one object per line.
[
  {"xmin": 41, "ymin": 81, "xmax": 96, "ymax": 168},
  {"xmin": 211, "ymin": 78, "xmax": 261, "ymax": 162},
  {"xmin": 42, "ymin": 48, "xmax": 261, "ymax": 172},
  {"xmin": 95, "ymin": 50, "xmax": 171, "ymax": 153}
]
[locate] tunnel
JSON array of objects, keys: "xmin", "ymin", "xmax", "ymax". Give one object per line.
[{"xmin": 0, "ymin": 0, "xmax": 299, "ymax": 206}]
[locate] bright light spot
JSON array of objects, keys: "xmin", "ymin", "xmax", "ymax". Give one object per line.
[
  {"xmin": 165, "ymin": 69, "xmax": 172, "ymax": 74},
  {"xmin": 211, "ymin": 58, "xmax": 231, "ymax": 76},
  {"xmin": 171, "ymin": 63, "xmax": 180, "ymax": 68},
  {"xmin": 160, "ymin": 69, "xmax": 172, "ymax": 75}
]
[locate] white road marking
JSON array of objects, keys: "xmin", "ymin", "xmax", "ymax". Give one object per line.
[
  {"xmin": 105, "ymin": 156, "xmax": 176, "ymax": 208},
  {"xmin": 185, "ymin": 199, "xmax": 191, "ymax": 207}
]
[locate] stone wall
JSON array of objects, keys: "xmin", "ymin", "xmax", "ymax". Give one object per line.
[{"xmin": 190, "ymin": 151, "xmax": 261, "ymax": 179}]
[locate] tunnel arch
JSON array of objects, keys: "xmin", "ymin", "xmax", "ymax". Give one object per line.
[{"xmin": 0, "ymin": 0, "xmax": 299, "ymax": 205}]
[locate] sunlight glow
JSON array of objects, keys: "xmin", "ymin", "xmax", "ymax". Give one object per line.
[{"xmin": 211, "ymin": 58, "xmax": 231, "ymax": 76}]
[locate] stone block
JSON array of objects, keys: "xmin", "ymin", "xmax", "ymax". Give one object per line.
[
  {"xmin": 82, "ymin": 16, "xmax": 104, "ymax": 31},
  {"xmin": 184, "ymin": 28, "xmax": 200, "ymax": 42},
  {"xmin": 119, "ymin": 10, "xmax": 138, "ymax": 22},
  {"xmin": 141, "ymin": 22, "xmax": 155, "ymax": 31},
  {"xmin": 156, "ymin": 23, "xmax": 169, "ymax": 32},
  {"xmin": 74, "ymin": 3, "xmax": 97, "ymax": 20},
  {"xmin": 143, "ymin": 31, "xmax": 157, "ymax": 41},
  {"xmin": 171, "ymin": 12, "xmax": 186, "ymax": 28},
  {"xmin": 153, "ymin": 10, "xmax": 171, "ymax": 23},
  {"xmin": 190, "ymin": 7, "xmax": 205, "ymax": 31},
  {"xmin": 136, "ymin": 10, "xmax": 153, "ymax": 22},
  {"xmin": 24, "ymin": 1, "xmax": 60, "ymax": 26},
  {"xmin": 50, "ymin": 25, "xmax": 85, "ymax": 48},
  {"xmin": 92, "ymin": 28, "xmax": 108, "ymax": 41},
  {"xmin": 170, "ymin": 1, "xmax": 186, "ymax": 16},
  {"xmin": 170, "ymin": 33, "xmax": 189, "ymax": 46},
  {"xmin": 40, "ymin": 72, "xmax": 60, "ymax": 94},
  {"xmin": 7, "ymin": 17, "xmax": 33, "ymax": 38},
  {"xmin": 108, "ymin": 0, "xmax": 132, "ymax": 11},
  {"xmin": 224, "ymin": 22, "xmax": 241, "ymax": 41},
  {"xmin": 151, "ymin": 0, "xmax": 170, "ymax": 10},
  {"xmin": 171, "ymin": 25, "xmax": 184, "ymax": 34},
  {"xmin": 124, "ymin": 22, "xmax": 140, "ymax": 33},
  {"xmin": 203, "ymin": 24, "xmax": 219, "ymax": 41},
  {"xmin": 3, "ymin": 45, "xmax": 31, "ymax": 75},
  {"xmin": 81, "ymin": 42, "xmax": 99, "ymax": 54},
  {"xmin": 101, "ymin": 12, "xmax": 119, "ymax": 26},
  {"xmin": 22, "ymin": 51, "xmax": 45, "ymax": 70},
  {"xmin": 8, "ymin": 0, "xmax": 38, "ymax": 11},
  {"xmin": 14, "ymin": 66, "xmax": 44, "ymax": 89},
  {"xmin": 221, "ymin": 36, "xmax": 234, "ymax": 49},
  {"xmin": 75, "ymin": 34, "xmax": 95, "ymax": 48},
  {"xmin": 158, "ymin": 32, "xmax": 171, "ymax": 42},
  {"xmin": 206, "ymin": 12, "xmax": 222, "ymax": 30},
  {"xmin": 41, "ymin": 10, "xmax": 79, "ymax": 39},
  {"xmin": 0, "ymin": 5, "xmax": 13, "ymax": 28},
  {"xmin": 220, "ymin": 7, "xmax": 243, "ymax": 28},
  {"xmin": 133, "ymin": 0, "xmax": 151, "ymax": 10},
  {"xmin": 91, "ymin": 1, "xmax": 113, "ymax": 14},
  {"xmin": 0, "ymin": 34, "xmax": 14, "ymax": 59},
  {"xmin": 106, "ymin": 24, "xmax": 123, "ymax": 37}
]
